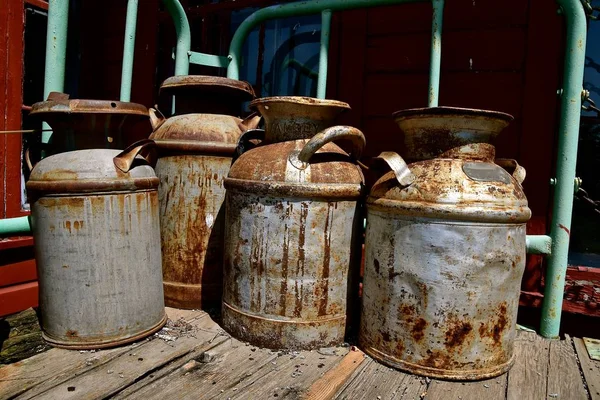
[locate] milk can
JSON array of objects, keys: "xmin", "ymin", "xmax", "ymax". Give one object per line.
[
  {"xmin": 26, "ymin": 140, "xmax": 166, "ymax": 349},
  {"xmin": 149, "ymin": 76, "xmax": 259, "ymax": 309},
  {"xmin": 223, "ymin": 97, "xmax": 365, "ymax": 349},
  {"xmin": 359, "ymin": 107, "xmax": 531, "ymax": 380},
  {"xmin": 28, "ymin": 92, "xmax": 151, "ymax": 157}
]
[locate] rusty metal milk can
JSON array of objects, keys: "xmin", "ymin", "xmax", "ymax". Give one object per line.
[
  {"xmin": 29, "ymin": 92, "xmax": 151, "ymax": 155},
  {"xmin": 359, "ymin": 107, "xmax": 531, "ymax": 380},
  {"xmin": 26, "ymin": 140, "xmax": 166, "ymax": 349},
  {"xmin": 223, "ymin": 97, "xmax": 365, "ymax": 349},
  {"xmin": 149, "ymin": 76, "xmax": 259, "ymax": 309}
]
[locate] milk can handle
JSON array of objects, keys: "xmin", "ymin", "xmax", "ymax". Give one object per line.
[
  {"xmin": 114, "ymin": 139, "xmax": 157, "ymax": 172},
  {"xmin": 296, "ymin": 125, "xmax": 365, "ymax": 166},
  {"xmin": 495, "ymin": 158, "xmax": 526, "ymax": 184},
  {"xmin": 373, "ymin": 152, "xmax": 416, "ymax": 187},
  {"xmin": 149, "ymin": 107, "xmax": 166, "ymax": 131}
]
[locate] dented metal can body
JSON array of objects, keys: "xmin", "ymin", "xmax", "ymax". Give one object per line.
[
  {"xmin": 27, "ymin": 147, "xmax": 166, "ymax": 349},
  {"xmin": 151, "ymin": 76, "xmax": 257, "ymax": 309},
  {"xmin": 223, "ymin": 191, "xmax": 361, "ymax": 349},
  {"xmin": 222, "ymin": 97, "xmax": 365, "ymax": 349},
  {"xmin": 359, "ymin": 107, "xmax": 531, "ymax": 380}
]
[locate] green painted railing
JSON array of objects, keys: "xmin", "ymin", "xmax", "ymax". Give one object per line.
[{"xmin": 0, "ymin": 0, "xmax": 590, "ymax": 339}]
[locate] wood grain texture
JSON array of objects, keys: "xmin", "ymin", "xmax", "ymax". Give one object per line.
[
  {"xmin": 335, "ymin": 358, "xmax": 426, "ymax": 400},
  {"xmin": 547, "ymin": 336, "xmax": 587, "ymax": 400},
  {"xmin": 0, "ymin": 309, "xmax": 206, "ymax": 399},
  {"xmin": 426, "ymin": 374, "xmax": 508, "ymax": 400},
  {"xmin": 506, "ymin": 331, "xmax": 549, "ymax": 400},
  {"xmin": 304, "ymin": 349, "xmax": 365, "ymax": 400},
  {"xmin": 574, "ymin": 337, "xmax": 600, "ymax": 400},
  {"xmin": 19, "ymin": 315, "xmax": 220, "ymax": 399}
]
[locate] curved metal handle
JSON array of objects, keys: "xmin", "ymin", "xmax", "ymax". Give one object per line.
[
  {"xmin": 149, "ymin": 107, "xmax": 166, "ymax": 131},
  {"xmin": 374, "ymin": 152, "xmax": 415, "ymax": 187},
  {"xmin": 496, "ymin": 158, "xmax": 526, "ymax": 184},
  {"xmin": 233, "ymin": 128, "xmax": 265, "ymax": 161},
  {"xmin": 238, "ymin": 112, "xmax": 262, "ymax": 132},
  {"xmin": 25, "ymin": 147, "xmax": 34, "ymax": 172},
  {"xmin": 114, "ymin": 139, "xmax": 157, "ymax": 172},
  {"xmin": 292, "ymin": 125, "xmax": 365, "ymax": 169}
]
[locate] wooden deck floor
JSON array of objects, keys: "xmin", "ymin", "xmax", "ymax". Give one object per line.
[{"xmin": 1, "ymin": 308, "xmax": 598, "ymax": 400}]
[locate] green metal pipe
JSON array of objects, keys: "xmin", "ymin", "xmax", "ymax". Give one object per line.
[
  {"xmin": 0, "ymin": 0, "xmax": 69, "ymax": 238},
  {"xmin": 120, "ymin": 0, "xmax": 139, "ymax": 102},
  {"xmin": 227, "ymin": 0, "xmax": 429, "ymax": 84},
  {"xmin": 163, "ymin": 0, "xmax": 191, "ymax": 76},
  {"xmin": 316, "ymin": 9, "xmax": 332, "ymax": 99},
  {"xmin": 540, "ymin": 0, "xmax": 587, "ymax": 338},
  {"xmin": 42, "ymin": 0, "xmax": 70, "ymax": 144},
  {"xmin": 0, "ymin": 216, "xmax": 31, "ymax": 238},
  {"xmin": 428, "ymin": 0, "xmax": 444, "ymax": 107},
  {"xmin": 525, "ymin": 235, "xmax": 552, "ymax": 255}
]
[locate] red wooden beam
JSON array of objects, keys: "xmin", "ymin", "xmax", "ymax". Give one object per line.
[
  {"xmin": 24, "ymin": 0, "xmax": 48, "ymax": 10},
  {"xmin": 0, "ymin": 281, "xmax": 38, "ymax": 317},
  {"xmin": 0, "ymin": 259, "xmax": 37, "ymax": 289}
]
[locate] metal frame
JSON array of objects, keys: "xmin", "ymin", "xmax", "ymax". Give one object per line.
[{"xmin": 0, "ymin": 0, "xmax": 589, "ymax": 338}]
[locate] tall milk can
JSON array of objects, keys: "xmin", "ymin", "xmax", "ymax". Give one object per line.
[
  {"xmin": 26, "ymin": 140, "xmax": 166, "ymax": 349},
  {"xmin": 359, "ymin": 107, "xmax": 531, "ymax": 380},
  {"xmin": 223, "ymin": 97, "xmax": 365, "ymax": 349},
  {"xmin": 150, "ymin": 76, "xmax": 259, "ymax": 309}
]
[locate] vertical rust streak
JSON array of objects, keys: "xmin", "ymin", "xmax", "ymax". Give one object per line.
[
  {"xmin": 280, "ymin": 223, "xmax": 289, "ymax": 315},
  {"xmin": 318, "ymin": 202, "xmax": 334, "ymax": 316}
]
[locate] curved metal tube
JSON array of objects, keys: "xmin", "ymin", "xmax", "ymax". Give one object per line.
[
  {"xmin": 163, "ymin": 0, "xmax": 191, "ymax": 76},
  {"xmin": 120, "ymin": 0, "xmax": 139, "ymax": 102},
  {"xmin": 227, "ymin": 0, "xmax": 442, "ymax": 104},
  {"xmin": 540, "ymin": 0, "xmax": 587, "ymax": 338}
]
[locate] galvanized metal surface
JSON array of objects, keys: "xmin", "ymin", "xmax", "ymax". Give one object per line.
[
  {"xmin": 393, "ymin": 107, "xmax": 513, "ymax": 162},
  {"xmin": 222, "ymin": 96, "xmax": 364, "ymax": 349},
  {"xmin": 159, "ymin": 75, "xmax": 255, "ymax": 115},
  {"xmin": 151, "ymin": 77, "xmax": 257, "ymax": 310},
  {"xmin": 157, "ymin": 155, "xmax": 231, "ymax": 309},
  {"xmin": 223, "ymin": 194, "xmax": 361, "ymax": 349},
  {"xmin": 249, "ymin": 97, "xmax": 350, "ymax": 143},
  {"xmin": 29, "ymin": 94, "xmax": 151, "ymax": 153},
  {"xmin": 360, "ymin": 213, "xmax": 526, "ymax": 380},
  {"xmin": 28, "ymin": 149, "xmax": 165, "ymax": 349},
  {"xmin": 360, "ymin": 109, "xmax": 531, "ymax": 380}
]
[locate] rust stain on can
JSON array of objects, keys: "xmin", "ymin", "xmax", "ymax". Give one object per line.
[{"xmin": 359, "ymin": 107, "xmax": 530, "ymax": 381}]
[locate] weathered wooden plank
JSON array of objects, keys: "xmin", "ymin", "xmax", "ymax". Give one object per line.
[
  {"xmin": 335, "ymin": 358, "xmax": 427, "ymax": 400},
  {"xmin": 426, "ymin": 374, "xmax": 508, "ymax": 400},
  {"xmin": 18, "ymin": 314, "xmax": 220, "ymax": 399},
  {"xmin": 235, "ymin": 347, "xmax": 349, "ymax": 400},
  {"xmin": 574, "ymin": 336, "xmax": 600, "ymax": 400},
  {"xmin": 546, "ymin": 336, "xmax": 587, "ymax": 400},
  {"xmin": 0, "ymin": 308, "xmax": 49, "ymax": 365},
  {"xmin": 304, "ymin": 349, "xmax": 366, "ymax": 400},
  {"xmin": 0, "ymin": 309, "xmax": 207, "ymax": 399},
  {"xmin": 0, "ymin": 343, "xmax": 136, "ymax": 399},
  {"xmin": 506, "ymin": 331, "xmax": 550, "ymax": 400},
  {"xmin": 119, "ymin": 337, "xmax": 279, "ymax": 399}
]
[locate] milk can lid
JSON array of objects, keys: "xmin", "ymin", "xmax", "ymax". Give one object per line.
[{"xmin": 26, "ymin": 143, "xmax": 158, "ymax": 197}]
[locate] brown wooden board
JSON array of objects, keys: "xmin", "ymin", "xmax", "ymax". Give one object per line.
[
  {"xmin": 506, "ymin": 331, "xmax": 550, "ymax": 400},
  {"xmin": 335, "ymin": 358, "xmax": 427, "ymax": 400},
  {"xmin": 547, "ymin": 335, "xmax": 587, "ymax": 399},
  {"xmin": 574, "ymin": 336, "xmax": 600, "ymax": 400},
  {"xmin": 0, "ymin": 309, "xmax": 206, "ymax": 399},
  {"xmin": 426, "ymin": 374, "xmax": 508, "ymax": 400},
  {"xmin": 17, "ymin": 314, "xmax": 220, "ymax": 399}
]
